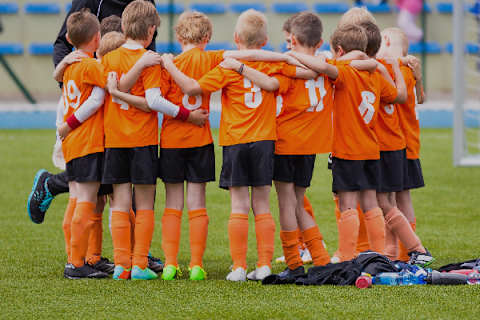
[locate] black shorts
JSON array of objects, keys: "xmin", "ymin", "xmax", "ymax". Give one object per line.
[
  {"xmin": 66, "ymin": 152, "xmax": 103, "ymax": 183},
  {"xmin": 159, "ymin": 144, "xmax": 215, "ymax": 183},
  {"xmin": 377, "ymin": 149, "xmax": 406, "ymax": 193},
  {"xmin": 102, "ymin": 145, "xmax": 158, "ymax": 185},
  {"xmin": 331, "ymin": 157, "xmax": 379, "ymax": 192},
  {"xmin": 403, "ymin": 158, "xmax": 425, "ymax": 190},
  {"xmin": 98, "ymin": 184, "xmax": 113, "ymax": 196},
  {"xmin": 327, "ymin": 153, "xmax": 333, "ymax": 170},
  {"xmin": 273, "ymin": 154, "xmax": 316, "ymax": 188},
  {"xmin": 219, "ymin": 140, "xmax": 274, "ymax": 189}
]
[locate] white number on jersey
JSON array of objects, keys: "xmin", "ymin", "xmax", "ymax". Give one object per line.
[
  {"xmin": 182, "ymin": 94, "xmax": 202, "ymax": 110},
  {"xmin": 63, "ymin": 80, "xmax": 81, "ymax": 114},
  {"xmin": 384, "ymin": 104, "xmax": 394, "ymax": 115},
  {"xmin": 358, "ymin": 91, "xmax": 376, "ymax": 124},
  {"xmin": 112, "ymin": 96, "xmax": 129, "ymax": 111},
  {"xmin": 243, "ymin": 77, "xmax": 262, "ymax": 109},
  {"xmin": 276, "ymin": 95, "xmax": 283, "ymax": 117},
  {"xmin": 305, "ymin": 77, "xmax": 326, "ymax": 112}
]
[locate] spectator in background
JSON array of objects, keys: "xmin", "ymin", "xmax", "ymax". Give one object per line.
[{"xmin": 396, "ymin": 0, "xmax": 423, "ymax": 42}]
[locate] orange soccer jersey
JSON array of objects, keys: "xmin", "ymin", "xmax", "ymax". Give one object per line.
[
  {"xmin": 62, "ymin": 55, "xmax": 106, "ymax": 163},
  {"xmin": 101, "ymin": 45, "xmax": 167, "ymax": 148},
  {"xmin": 161, "ymin": 48, "xmax": 224, "ymax": 149},
  {"xmin": 275, "ymin": 74, "xmax": 334, "ymax": 155},
  {"xmin": 197, "ymin": 61, "xmax": 296, "ymax": 146},
  {"xmin": 374, "ymin": 59, "xmax": 406, "ymax": 151},
  {"xmin": 332, "ymin": 61, "xmax": 394, "ymax": 160},
  {"xmin": 397, "ymin": 65, "xmax": 420, "ymax": 159}
]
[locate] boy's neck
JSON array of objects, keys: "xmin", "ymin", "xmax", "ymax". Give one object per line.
[
  {"xmin": 377, "ymin": 46, "xmax": 402, "ymax": 59},
  {"xmin": 237, "ymin": 43, "xmax": 262, "ymax": 51},
  {"xmin": 125, "ymin": 38, "xmax": 149, "ymax": 48},
  {"xmin": 292, "ymin": 46, "xmax": 316, "ymax": 56},
  {"xmin": 76, "ymin": 47, "xmax": 95, "ymax": 56},
  {"xmin": 182, "ymin": 43, "xmax": 206, "ymax": 53}
]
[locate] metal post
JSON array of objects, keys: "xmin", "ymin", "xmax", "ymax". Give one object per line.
[
  {"xmin": 453, "ymin": 0, "xmax": 465, "ymax": 166},
  {"xmin": 0, "ymin": 55, "xmax": 36, "ymax": 104},
  {"xmin": 421, "ymin": 0, "xmax": 427, "ymax": 90},
  {"xmin": 168, "ymin": 0, "xmax": 174, "ymax": 53}
]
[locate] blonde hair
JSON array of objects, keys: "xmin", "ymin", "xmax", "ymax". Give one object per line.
[
  {"xmin": 97, "ymin": 31, "xmax": 126, "ymax": 58},
  {"xmin": 234, "ymin": 9, "xmax": 268, "ymax": 49},
  {"xmin": 382, "ymin": 27, "xmax": 409, "ymax": 56},
  {"xmin": 66, "ymin": 8, "xmax": 100, "ymax": 48},
  {"xmin": 331, "ymin": 24, "xmax": 368, "ymax": 54},
  {"xmin": 122, "ymin": 0, "xmax": 160, "ymax": 41},
  {"xmin": 338, "ymin": 7, "xmax": 376, "ymax": 27},
  {"xmin": 175, "ymin": 11, "xmax": 212, "ymax": 45}
]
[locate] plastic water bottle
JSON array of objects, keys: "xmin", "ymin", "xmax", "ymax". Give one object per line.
[
  {"xmin": 355, "ymin": 273, "xmax": 373, "ymax": 289},
  {"xmin": 373, "ymin": 271, "xmax": 424, "ymax": 285},
  {"xmin": 467, "ymin": 272, "xmax": 480, "ymax": 285}
]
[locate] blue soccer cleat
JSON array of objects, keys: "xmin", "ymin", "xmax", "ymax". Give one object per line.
[
  {"xmin": 131, "ymin": 265, "xmax": 158, "ymax": 280},
  {"xmin": 27, "ymin": 169, "xmax": 54, "ymax": 224}
]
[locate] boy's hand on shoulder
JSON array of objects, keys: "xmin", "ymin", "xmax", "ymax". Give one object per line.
[
  {"xmin": 220, "ymin": 58, "xmax": 242, "ymax": 71},
  {"xmin": 106, "ymin": 72, "xmax": 119, "ymax": 94},
  {"xmin": 63, "ymin": 51, "xmax": 88, "ymax": 65},
  {"xmin": 161, "ymin": 53, "xmax": 175, "ymax": 67},
  {"xmin": 58, "ymin": 122, "xmax": 72, "ymax": 140},
  {"xmin": 187, "ymin": 108, "xmax": 209, "ymax": 127},
  {"xmin": 139, "ymin": 50, "xmax": 162, "ymax": 68},
  {"xmin": 285, "ymin": 55, "xmax": 304, "ymax": 68},
  {"xmin": 406, "ymin": 55, "xmax": 422, "ymax": 80},
  {"xmin": 384, "ymin": 57, "xmax": 400, "ymax": 68}
]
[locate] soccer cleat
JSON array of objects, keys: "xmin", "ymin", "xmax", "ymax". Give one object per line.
[
  {"xmin": 88, "ymin": 257, "xmax": 115, "ymax": 274},
  {"xmin": 64, "ymin": 263, "xmax": 109, "ymax": 279},
  {"xmin": 301, "ymin": 248, "xmax": 313, "ymax": 264},
  {"xmin": 113, "ymin": 266, "xmax": 131, "ymax": 280},
  {"xmin": 27, "ymin": 169, "xmax": 54, "ymax": 224},
  {"xmin": 275, "ymin": 255, "xmax": 286, "ymax": 264},
  {"xmin": 189, "ymin": 265, "xmax": 207, "ymax": 281},
  {"xmin": 148, "ymin": 254, "xmax": 164, "ymax": 273},
  {"xmin": 330, "ymin": 250, "xmax": 341, "ymax": 264},
  {"xmin": 226, "ymin": 267, "xmax": 247, "ymax": 282},
  {"xmin": 247, "ymin": 265, "xmax": 272, "ymax": 281},
  {"xmin": 277, "ymin": 266, "xmax": 305, "ymax": 283},
  {"xmin": 131, "ymin": 265, "xmax": 158, "ymax": 280},
  {"xmin": 408, "ymin": 248, "xmax": 435, "ymax": 267},
  {"xmin": 161, "ymin": 264, "xmax": 181, "ymax": 280}
]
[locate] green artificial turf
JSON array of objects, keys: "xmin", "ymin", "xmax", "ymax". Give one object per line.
[{"xmin": 0, "ymin": 129, "xmax": 479, "ymax": 319}]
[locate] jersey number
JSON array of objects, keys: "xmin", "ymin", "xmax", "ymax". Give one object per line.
[
  {"xmin": 305, "ymin": 77, "xmax": 326, "ymax": 112},
  {"xmin": 358, "ymin": 91, "xmax": 376, "ymax": 124},
  {"xmin": 182, "ymin": 94, "xmax": 202, "ymax": 110},
  {"xmin": 63, "ymin": 80, "xmax": 81, "ymax": 113},
  {"xmin": 384, "ymin": 104, "xmax": 394, "ymax": 115},
  {"xmin": 112, "ymin": 96, "xmax": 129, "ymax": 111},
  {"xmin": 244, "ymin": 78, "xmax": 262, "ymax": 109}
]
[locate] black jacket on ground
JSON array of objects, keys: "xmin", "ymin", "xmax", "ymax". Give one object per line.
[{"xmin": 53, "ymin": 0, "xmax": 156, "ymax": 68}]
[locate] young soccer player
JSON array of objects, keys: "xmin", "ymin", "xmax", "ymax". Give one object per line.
[
  {"xmin": 161, "ymin": 9, "xmax": 317, "ymax": 281},
  {"xmin": 58, "ymin": 9, "xmax": 108, "ymax": 279}
]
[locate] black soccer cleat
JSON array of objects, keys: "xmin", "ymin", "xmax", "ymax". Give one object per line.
[
  {"xmin": 27, "ymin": 169, "xmax": 54, "ymax": 224},
  {"xmin": 408, "ymin": 248, "xmax": 435, "ymax": 267},
  {"xmin": 277, "ymin": 266, "xmax": 305, "ymax": 283},
  {"xmin": 88, "ymin": 257, "xmax": 115, "ymax": 274},
  {"xmin": 148, "ymin": 255, "xmax": 164, "ymax": 273},
  {"xmin": 64, "ymin": 263, "xmax": 109, "ymax": 279}
]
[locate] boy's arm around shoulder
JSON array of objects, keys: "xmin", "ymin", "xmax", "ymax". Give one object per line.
[
  {"xmin": 118, "ymin": 51, "xmax": 162, "ymax": 92},
  {"xmin": 220, "ymin": 58, "xmax": 279, "ymax": 91},
  {"xmin": 385, "ymin": 58, "xmax": 407, "ymax": 104},
  {"xmin": 162, "ymin": 54, "xmax": 202, "ymax": 96},
  {"xmin": 53, "ymin": 51, "xmax": 88, "ymax": 82},
  {"xmin": 286, "ymin": 51, "xmax": 338, "ymax": 80}
]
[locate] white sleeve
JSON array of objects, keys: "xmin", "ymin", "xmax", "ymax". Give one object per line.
[
  {"xmin": 145, "ymin": 88, "xmax": 179, "ymax": 117},
  {"xmin": 56, "ymin": 96, "xmax": 64, "ymax": 128},
  {"xmin": 73, "ymin": 86, "xmax": 105, "ymax": 123}
]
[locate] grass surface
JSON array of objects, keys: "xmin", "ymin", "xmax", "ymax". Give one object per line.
[{"xmin": 1, "ymin": 129, "xmax": 479, "ymax": 319}]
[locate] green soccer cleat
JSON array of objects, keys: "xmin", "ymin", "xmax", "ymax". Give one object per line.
[
  {"xmin": 131, "ymin": 265, "xmax": 158, "ymax": 280},
  {"xmin": 161, "ymin": 264, "xmax": 181, "ymax": 280},
  {"xmin": 113, "ymin": 266, "xmax": 131, "ymax": 280},
  {"xmin": 189, "ymin": 265, "xmax": 207, "ymax": 281}
]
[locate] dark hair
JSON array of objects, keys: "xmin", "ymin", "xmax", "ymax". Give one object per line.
[
  {"xmin": 291, "ymin": 12, "xmax": 323, "ymax": 48},
  {"xmin": 282, "ymin": 12, "xmax": 301, "ymax": 33},
  {"xmin": 359, "ymin": 21, "xmax": 381, "ymax": 57},
  {"xmin": 66, "ymin": 8, "xmax": 100, "ymax": 48},
  {"xmin": 100, "ymin": 15, "xmax": 122, "ymax": 36},
  {"xmin": 330, "ymin": 24, "xmax": 367, "ymax": 54}
]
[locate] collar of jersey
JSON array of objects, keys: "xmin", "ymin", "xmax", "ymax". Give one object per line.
[{"xmin": 122, "ymin": 42, "xmax": 144, "ymax": 50}]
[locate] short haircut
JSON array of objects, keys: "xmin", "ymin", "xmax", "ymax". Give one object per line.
[
  {"xmin": 175, "ymin": 11, "xmax": 212, "ymax": 45},
  {"xmin": 382, "ymin": 27, "xmax": 409, "ymax": 56},
  {"xmin": 338, "ymin": 7, "xmax": 376, "ymax": 27},
  {"xmin": 66, "ymin": 8, "xmax": 100, "ymax": 48},
  {"xmin": 290, "ymin": 12, "xmax": 323, "ymax": 48},
  {"xmin": 359, "ymin": 21, "xmax": 381, "ymax": 57},
  {"xmin": 235, "ymin": 9, "xmax": 268, "ymax": 49},
  {"xmin": 122, "ymin": 0, "xmax": 160, "ymax": 41},
  {"xmin": 100, "ymin": 15, "xmax": 122, "ymax": 36},
  {"xmin": 97, "ymin": 31, "xmax": 126, "ymax": 58},
  {"xmin": 330, "ymin": 24, "xmax": 368, "ymax": 54},
  {"xmin": 282, "ymin": 13, "xmax": 301, "ymax": 33}
]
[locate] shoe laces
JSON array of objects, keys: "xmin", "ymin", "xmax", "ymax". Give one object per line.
[{"xmin": 37, "ymin": 180, "xmax": 53, "ymax": 212}]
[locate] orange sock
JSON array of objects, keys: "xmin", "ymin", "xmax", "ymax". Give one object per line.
[
  {"xmin": 70, "ymin": 201, "xmax": 96, "ymax": 267},
  {"xmin": 296, "ymin": 229, "xmax": 305, "ymax": 250},
  {"xmin": 385, "ymin": 207, "xmax": 424, "ymax": 253},
  {"xmin": 62, "ymin": 197, "xmax": 76, "ymax": 263},
  {"xmin": 161, "ymin": 208, "xmax": 182, "ymax": 267},
  {"xmin": 363, "ymin": 207, "xmax": 386, "ymax": 254},
  {"xmin": 356, "ymin": 204, "xmax": 370, "ymax": 253},
  {"xmin": 397, "ymin": 220, "xmax": 417, "ymax": 261},
  {"xmin": 228, "ymin": 213, "xmax": 249, "ymax": 270},
  {"xmin": 302, "ymin": 226, "xmax": 330, "ymax": 266},
  {"xmin": 254, "ymin": 213, "xmax": 276, "ymax": 268},
  {"xmin": 129, "ymin": 208, "xmax": 136, "ymax": 249},
  {"xmin": 280, "ymin": 230, "xmax": 302, "ymax": 270},
  {"xmin": 384, "ymin": 225, "xmax": 398, "ymax": 260},
  {"xmin": 337, "ymin": 209, "xmax": 360, "ymax": 261},
  {"xmin": 111, "ymin": 210, "xmax": 132, "ymax": 269},
  {"xmin": 188, "ymin": 208, "xmax": 209, "ymax": 268},
  {"xmin": 303, "ymin": 195, "xmax": 315, "ymax": 219},
  {"xmin": 85, "ymin": 213, "xmax": 103, "ymax": 265},
  {"xmin": 132, "ymin": 209, "xmax": 155, "ymax": 269},
  {"xmin": 333, "ymin": 196, "xmax": 341, "ymax": 223}
]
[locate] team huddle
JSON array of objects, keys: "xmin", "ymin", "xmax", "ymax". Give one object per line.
[{"xmin": 28, "ymin": 0, "xmax": 434, "ymax": 281}]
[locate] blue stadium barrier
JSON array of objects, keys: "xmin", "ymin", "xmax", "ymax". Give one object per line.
[
  {"xmin": 470, "ymin": 2, "xmax": 480, "ymax": 15},
  {"xmin": 156, "ymin": 42, "xmax": 182, "ymax": 54},
  {"xmin": 190, "ymin": 3, "xmax": 226, "ymax": 14},
  {"xmin": 230, "ymin": 3, "xmax": 266, "ymax": 13},
  {"xmin": 206, "ymin": 42, "xmax": 234, "ymax": 50},
  {"xmin": 0, "ymin": 43, "xmax": 24, "ymax": 55},
  {"xmin": 436, "ymin": 2, "xmax": 453, "ymax": 14},
  {"xmin": 364, "ymin": 3, "xmax": 392, "ymax": 13},
  {"xmin": 271, "ymin": 2, "xmax": 309, "ymax": 14},
  {"xmin": 24, "ymin": 3, "xmax": 61, "ymax": 14},
  {"xmin": 262, "ymin": 43, "xmax": 274, "ymax": 51},
  {"xmin": 445, "ymin": 42, "xmax": 480, "ymax": 54},
  {"xmin": 408, "ymin": 42, "xmax": 442, "ymax": 54},
  {"xmin": 29, "ymin": 43, "xmax": 54, "ymax": 55},
  {"xmin": 313, "ymin": 3, "xmax": 349, "ymax": 14},
  {"xmin": 65, "ymin": 2, "xmax": 72, "ymax": 13},
  {"xmin": 279, "ymin": 42, "xmax": 288, "ymax": 52},
  {"xmin": 0, "ymin": 2, "xmax": 19, "ymax": 14},
  {"xmin": 156, "ymin": 3, "xmax": 184, "ymax": 14},
  {"xmin": 423, "ymin": 2, "xmax": 432, "ymax": 13}
]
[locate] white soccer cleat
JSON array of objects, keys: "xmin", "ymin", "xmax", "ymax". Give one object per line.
[
  {"xmin": 300, "ymin": 248, "xmax": 313, "ymax": 264},
  {"xmin": 275, "ymin": 255, "xmax": 286, "ymax": 264},
  {"xmin": 246, "ymin": 265, "xmax": 272, "ymax": 281},
  {"xmin": 226, "ymin": 267, "xmax": 247, "ymax": 282}
]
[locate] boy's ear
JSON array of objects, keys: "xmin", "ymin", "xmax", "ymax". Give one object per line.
[
  {"xmin": 260, "ymin": 36, "xmax": 268, "ymax": 48},
  {"xmin": 291, "ymin": 35, "xmax": 298, "ymax": 48},
  {"xmin": 148, "ymin": 25, "xmax": 156, "ymax": 37},
  {"xmin": 66, "ymin": 33, "xmax": 73, "ymax": 46},
  {"xmin": 315, "ymin": 39, "xmax": 324, "ymax": 50},
  {"xmin": 384, "ymin": 35, "xmax": 391, "ymax": 47},
  {"xmin": 233, "ymin": 32, "xmax": 240, "ymax": 45}
]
